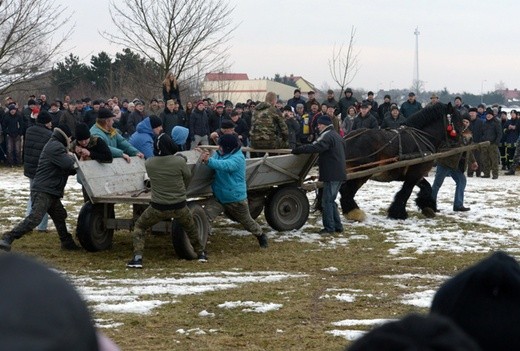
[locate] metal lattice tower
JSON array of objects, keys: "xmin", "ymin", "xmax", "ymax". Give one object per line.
[{"xmin": 413, "ymin": 27, "xmax": 420, "ymax": 86}]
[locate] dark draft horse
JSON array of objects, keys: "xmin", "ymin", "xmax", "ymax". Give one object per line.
[{"xmin": 340, "ymin": 102, "xmax": 463, "ymax": 221}]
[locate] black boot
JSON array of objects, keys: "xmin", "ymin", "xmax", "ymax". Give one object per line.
[
  {"xmin": 0, "ymin": 234, "xmax": 13, "ymax": 252},
  {"xmin": 256, "ymin": 234, "xmax": 268, "ymax": 248},
  {"xmin": 505, "ymin": 165, "xmax": 517, "ymax": 175},
  {"xmin": 60, "ymin": 234, "xmax": 81, "ymax": 251}
]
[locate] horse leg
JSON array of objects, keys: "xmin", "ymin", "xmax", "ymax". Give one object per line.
[
  {"xmin": 388, "ymin": 179, "xmax": 417, "ymax": 220},
  {"xmin": 339, "ymin": 178, "xmax": 369, "ymax": 222},
  {"xmin": 415, "ymin": 178, "xmax": 437, "ymax": 218}
]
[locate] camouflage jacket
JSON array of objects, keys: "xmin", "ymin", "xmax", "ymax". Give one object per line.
[{"xmin": 249, "ymin": 102, "xmax": 288, "ymax": 143}]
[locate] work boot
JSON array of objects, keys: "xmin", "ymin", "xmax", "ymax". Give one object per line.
[
  {"xmin": 0, "ymin": 235, "xmax": 13, "ymax": 252},
  {"xmin": 256, "ymin": 234, "xmax": 268, "ymax": 248}
]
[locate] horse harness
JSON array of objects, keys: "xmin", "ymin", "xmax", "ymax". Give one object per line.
[{"xmin": 344, "ymin": 126, "xmax": 436, "ymax": 168}]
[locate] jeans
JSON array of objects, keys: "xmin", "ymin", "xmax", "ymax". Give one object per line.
[
  {"xmin": 322, "ymin": 181, "xmax": 343, "ymax": 232},
  {"xmin": 6, "ymin": 135, "xmax": 21, "ymax": 165},
  {"xmin": 432, "ymin": 164, "xmax": 466, "ymax": 209},
  {"xmin": 27, "ymin": 178, "xmax": 49, "ymax": 231}
]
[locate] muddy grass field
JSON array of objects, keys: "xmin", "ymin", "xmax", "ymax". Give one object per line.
[{"xmin": 0, "ymin": 166, "xmax": 518, "ymax": 350}]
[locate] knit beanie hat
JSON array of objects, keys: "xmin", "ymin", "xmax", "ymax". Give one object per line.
[
  {"xmin": 149, "ymin": 115, "xmax": 162, "ymax": 129},
  {"xmin": 57, "ymin": 124, "xmax": 72, "ymax": 138},
  {"xmin": 316, "ymin": 115, "xmax": 332, "ymax": 126},
  {"xmin": 348, "ymin": 313, "xmax": 480, "ymax": 351},
  {"xmin": 218, "ymin": 134, "xmax": 239, "ymax": 154},
  {"xmin": 75, "ymin": 123, "xmax": 91, "ymax": 141},
  {"xmin": 154, "ymin": 133, "xmax": 178, "ymax": 156},
  {"xmin": 430, "ymin": 251, "xmax": 520, "ymax": 351},
  {"xmin": 220, "ymin": 119, "xmax": 235, "ymax": 129},
  {"xmin": 37, "ymin": 110, "xmax": 52, "ymax": 124},
  {"xmin": 0, "ymin": 254, "xmax": 98, "ymax": 351}
]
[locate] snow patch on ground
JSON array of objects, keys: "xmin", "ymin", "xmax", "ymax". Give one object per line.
[{"xmin": 218, "ymin": 300, "xmax": 283, "ymax": 313}]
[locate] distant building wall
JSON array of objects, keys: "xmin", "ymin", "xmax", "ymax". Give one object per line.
[{"xmin": 201, "ymin": 79, "xmax": 297, "ymax": 103}]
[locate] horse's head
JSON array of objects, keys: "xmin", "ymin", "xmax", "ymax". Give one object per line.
[
  {"xmin": 402, "ymin": 102, "xmax": 465, "ymax": 149},
  {"xmin": 445, "ymin": 102, "xmax": 464, "ymax": 141}
]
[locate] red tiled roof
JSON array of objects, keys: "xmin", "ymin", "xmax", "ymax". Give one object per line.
[
  {"xmin": 499, "ymin": 89, "xmax": 520, "ymax": 100},
  {"xmin": 205, "ymin": 73, "xmax": 249, "ymax": 81}
]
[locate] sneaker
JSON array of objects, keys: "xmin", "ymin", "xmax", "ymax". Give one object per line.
[
  {"xmin": 0, "ymin": 238, "xmax": 12, "ymax": 252},
  {"xmin": 197, "ymin": 251, "xmax": 208, "ymax": 262},
  {"xmin": 505, "ymin": 169, "xmax": 516, "ymax": 175},
  {"xmin": 319, "ymin": 229, "xmax": 334, "ymax": 235},
  {"xmin": 61, "ymin": 239, "xmax": 81, "ymax": 251},
  {"xmin": 335, "ymin": 228, "xmax": 344, "ymax": 233},
  {"xmin": 127, "ymin": 257, "xmax": 143, "ymax": 268},
  {"xmin": 256, "ymin": 234, "xmax": 268, "ymax": 248}
]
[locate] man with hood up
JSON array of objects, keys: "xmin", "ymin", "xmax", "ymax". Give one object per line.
[
  {"xmin": 129, "ymin": 115, "xmax": 163, "ymax": 159},
  {"xmin": 0, "ymin": 124, "xmax": 80, "ymax": 251}
]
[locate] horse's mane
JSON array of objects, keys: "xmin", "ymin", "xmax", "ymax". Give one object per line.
[{"xmin": 401, "ymin": 103, "xmax": 446, "ymax": 130}]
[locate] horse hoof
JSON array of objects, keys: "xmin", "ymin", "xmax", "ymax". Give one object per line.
[
  {"xmin": 345, "ymin": 209, "xmax": 366, "ymax": 222},
  {"xmin": 422, "ymin": 207, "xmax": 436, "ymax": 218}
]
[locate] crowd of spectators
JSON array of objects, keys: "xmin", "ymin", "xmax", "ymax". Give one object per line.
[{"xmin": 0, "ymin": 86, "xmax": 513, "ymax": 171}]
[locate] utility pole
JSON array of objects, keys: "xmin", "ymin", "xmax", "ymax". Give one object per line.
[{"xmin": 413, "ymin": 27, "xmax": 420, "ymax": 93}]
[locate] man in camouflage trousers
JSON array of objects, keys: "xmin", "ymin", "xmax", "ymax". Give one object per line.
[
  {"xmin": 127, "ymin": 133, "xmax": 205, "ymax": 268},
  {"xmin": 249, "ymin": 91, "xmax": 289, "ymax": 150}
]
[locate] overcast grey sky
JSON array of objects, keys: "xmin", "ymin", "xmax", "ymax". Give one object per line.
[{"xmin": 59, "ymin": 0, "xmax": 519, "ymax": 94}]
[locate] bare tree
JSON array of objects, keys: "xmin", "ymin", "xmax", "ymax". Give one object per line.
[
  {"xmin": 0, "ymin": 0, "xmax": 72, "ymax": 94},
  {"xmin": 103, "ymin": 0, "xmax": 236, "ymax": 87},
  {"xmin": 328, "ymin": 26, "xmax": 360, "ymax": 96}
]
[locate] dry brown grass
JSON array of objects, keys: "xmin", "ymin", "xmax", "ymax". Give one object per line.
[{"xmin": 0, "ymin": 166, "xmax": 504, "ymax": 350}]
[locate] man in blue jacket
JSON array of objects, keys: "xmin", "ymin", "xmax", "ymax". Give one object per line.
[
  {"xmin": 129, "ymin": 115, "xmax": 163, "ymax": 159},
  {"xmin": 292, "ymin": 115, "xmax": 346, "ymax": 234},
  {"xmin": 199, "ymin": 134, "xmax": 268, "ymax": 248}
]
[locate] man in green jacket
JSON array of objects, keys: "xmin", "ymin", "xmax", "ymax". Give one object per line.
[{"xmin": 127, "ymin": 133, "xmax": 205, "ymax": 268}]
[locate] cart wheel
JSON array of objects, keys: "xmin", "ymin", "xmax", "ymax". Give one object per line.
[
  {"xmin": 76, "ymin": 202, "xmax": 114, "ymax": 252},
  {"xmin": 172, "ymin": 203, "xmax": 209, "ymax": 260},
  {"xmin": 265, "ymin": 187, "xmax": 309, "ymax": 231},
  {"xmin": 225, "ymin": 194, "xmax": 265, "ymax": 221}
]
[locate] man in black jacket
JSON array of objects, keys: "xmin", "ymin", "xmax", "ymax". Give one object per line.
[
  {"xmin": 0, "ymin": 125, "xmax": 80, "ymax": 252},
  {"xmin": 71, "ymin": 123, "xmax": 113, "ymax": 202},
  {"xmin": 292, "ymin": 115, "xmax": 346, "ymax": 234},
  {"xmin": 23, "ymin": 110, "xmax": 53, "ymax": 232}
]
